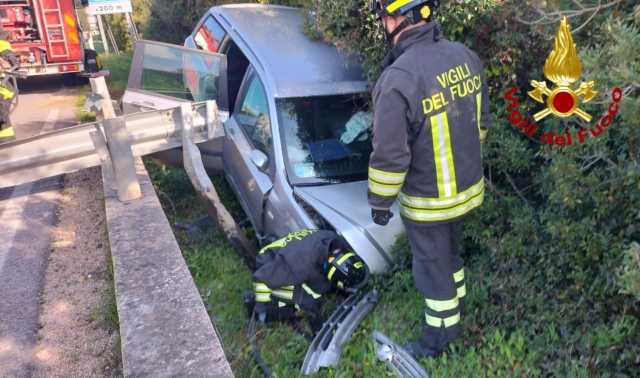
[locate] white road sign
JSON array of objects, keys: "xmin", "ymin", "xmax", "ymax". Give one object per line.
[{"xmin": 87, "ymin": 0, "xmax": 133, "ymax": 15}]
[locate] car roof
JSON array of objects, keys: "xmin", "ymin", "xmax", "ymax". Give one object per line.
[{"xmin": 210, "ymin": 4, "xmax": 367, "ymax": 98}]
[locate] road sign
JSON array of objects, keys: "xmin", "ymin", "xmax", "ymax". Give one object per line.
[{"xmin": 87, "ymin": 0, "xmax": 133, "ymax": 15}]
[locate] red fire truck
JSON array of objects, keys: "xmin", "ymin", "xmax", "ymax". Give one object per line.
[{"xmin": 0, "ymin": 0, "xmax": 97, "ymax": 76}]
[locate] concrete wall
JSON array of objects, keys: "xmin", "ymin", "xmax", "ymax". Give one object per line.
[{"xmin": 103, "ymin": 158, "xmax": 233, "ymax": 377}]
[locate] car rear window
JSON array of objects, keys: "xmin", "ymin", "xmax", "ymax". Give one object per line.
[{"xmin": 194, "ymin": 16, "xmax": 226, "ymax": 53}]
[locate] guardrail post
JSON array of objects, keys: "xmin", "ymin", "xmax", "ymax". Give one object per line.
[
  {"xmin": 87, "ymin": 72, "xmax": 141, "ymax": 202},
  {"xmin": 180, "ymin": 102, "xmax": 257, "ymax": 268},
  {"xmin": 89, "ymin": 74, "xmax": 117, "ymax": 120},
  {"xmin": 102, "ymin": 117, "xmax": 142, "ymax": 202}
]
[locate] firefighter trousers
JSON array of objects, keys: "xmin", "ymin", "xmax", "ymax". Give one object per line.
[{"xmin": 403, "ymin": 217, "xmax": 466, "ymax": 352}]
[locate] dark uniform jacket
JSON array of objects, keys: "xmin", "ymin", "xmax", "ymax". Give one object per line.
[
  {"xmin": 368, "ymin": 22, "xmax": 490, "ymax": 224},
  {"xmin": 253, "ymin": 229, "xmax": 349, "ymax": 312}
]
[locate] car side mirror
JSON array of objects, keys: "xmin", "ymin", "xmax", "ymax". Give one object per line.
[{"xmin": 250, "ymin": 149, "xmax": 269, "ymax": 171}]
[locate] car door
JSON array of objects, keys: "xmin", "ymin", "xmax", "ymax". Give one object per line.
[
  {"xmin": 122, "ymin": 40, "xmax": 229, "ymax": 170},
  {"xmin": 123, "ymin": 40, "xmax": 228, "ymax": 113},
  {"xmin": 223, "ymin": 68, "xmax": 274, "ymax": 233}
]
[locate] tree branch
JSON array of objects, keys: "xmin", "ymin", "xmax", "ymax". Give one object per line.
[
  {"xmin": 516, "ymin": 0, "xmax": 622, "ymax": 28},
  {"xmin": 504, "ymin": 171, "xmax": 530, "ymax": 206}
]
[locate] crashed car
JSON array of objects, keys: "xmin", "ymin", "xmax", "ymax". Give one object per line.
[{"xmin": 122, "ymin": 4, "xmax": 404, "ymax": 274}]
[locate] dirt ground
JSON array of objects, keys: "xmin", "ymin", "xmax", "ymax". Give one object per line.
[{"xmin": 32, "ymin": 168, "xmax": 122, "ymax": 378}]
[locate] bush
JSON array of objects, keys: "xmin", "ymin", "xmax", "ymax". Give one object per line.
[{"xmin": 303, "ymin": 0, "xmax": 640, "ymax": 374}]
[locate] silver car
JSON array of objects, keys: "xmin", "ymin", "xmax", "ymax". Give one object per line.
[{"xmin": 122, "ymin": 4, "xmax": 403, "ymax": 273}]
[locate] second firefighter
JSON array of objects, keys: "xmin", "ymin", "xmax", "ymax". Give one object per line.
[{"xmin": 368, "ymin": 0, "xmax": 490, "ymax": 359}]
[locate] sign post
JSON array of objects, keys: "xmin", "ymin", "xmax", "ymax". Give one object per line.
[{"xmin": 85, "ymin": 1, "xmax": 135, "ymax": 53}]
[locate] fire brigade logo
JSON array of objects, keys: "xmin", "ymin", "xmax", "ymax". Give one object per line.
[
  {"xmin": 528, "ymin": 17, "xmax": 597, "ymax": 122},
  {"xmin": 502, "ymin": 17, "xmax": 623, "ymax": 147}
]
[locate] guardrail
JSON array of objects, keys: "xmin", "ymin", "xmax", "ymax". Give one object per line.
[{"xmin": 0, "ymin": 100, "xmax": 222, "ymax": 195}]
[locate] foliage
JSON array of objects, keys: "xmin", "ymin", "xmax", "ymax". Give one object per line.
[
  {"xmin": 102, "ymin": 0, "xmax": 152, "ymax": 51},
  {"xmin": 74, "ymin": 89, "xmax": 97, "ymax": 123},
  {"xmin": 105, "ymin": 0, "xmax": 311, "ymax": 46},
  {"xmin": 99, "ymin": 53, "xmax": 133, "ymax": 97},
  {"xmin": 297, "ymin": 0, "xmax": 640, "ymax": 375},
  {"xmin": 619, "ymin": 242, "xmax": 640, "ymax": 302}
]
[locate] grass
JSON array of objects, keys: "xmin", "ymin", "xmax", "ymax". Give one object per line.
[
  {"xmin": 145, "ymin": 165, "xmax": 637, "ymax": 376},
  {"xmin": 99, "ymin": 53, "xmax": 133, "ymax": 99},
  {"xmin": 145, "ymin": 159, "xmax": 550, "ymax": 377},
  {"xmin": 93, "ymin": 225, "xmax": 123, "ymax": 377},
  {"xmin": 74, "ymin": 87, "xmax": 97, "ymax": 123}
]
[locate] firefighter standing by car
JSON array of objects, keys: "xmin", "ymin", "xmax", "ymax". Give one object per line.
[
  {"xmin": 367, "ymin": 0, "xmax": 490, "ymax": 358},
  {"xmin": 249, "ymin": 229, "xmax": 369, "ymax": 329},
  {"xmin": 0, "ymin": 28, "xmax": 19, "ymax": 141}
]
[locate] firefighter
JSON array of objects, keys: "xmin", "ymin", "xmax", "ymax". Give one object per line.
[
  {"xmin": 250, "ymin": 229, "xmax": 369, "ymax": 327},
  {"xmin": 0, "ymin": 28, "xmax": 19, "ymax": 141},
  {"xmin": 367, "ymin": 0, "xmax": 490, "ymax": 358}
]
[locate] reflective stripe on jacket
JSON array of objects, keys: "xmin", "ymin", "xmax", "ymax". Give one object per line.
[{"xmin": 368, "ymin": 22, "xmax": 491, "ymax": 223}]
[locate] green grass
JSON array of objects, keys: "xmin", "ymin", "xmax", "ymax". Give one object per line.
[
  {"xmin": 144, "ymin": 160, "xmax": 543, "ymax": 377},
  {"xmin": 74, "ymin": 87, "xmax": 97, "ymax": 123},
  {"xmin": 100, "ymin": 53, "xmax": 133, "ymax": 98},
  {"xmin": 145, "ymin": 160, "xmax": 637, "ymax": 377},
  {"xmin": 93, "ymin": 226, "xmax": 123, "ymax": 377}
]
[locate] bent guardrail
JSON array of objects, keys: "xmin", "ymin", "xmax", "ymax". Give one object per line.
[{"xmin": 0, "ymin": 100, "xmax": 222, "ymax": 196}]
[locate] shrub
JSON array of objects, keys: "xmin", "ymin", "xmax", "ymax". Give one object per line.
[{"xmin": 305, "ymin": 0, "xmax": 640, "ymax": 374}]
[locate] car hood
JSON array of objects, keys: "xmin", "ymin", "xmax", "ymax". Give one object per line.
[{"xmin": 294, "ymin": 181, "xmax": 404, "ymax": 274}]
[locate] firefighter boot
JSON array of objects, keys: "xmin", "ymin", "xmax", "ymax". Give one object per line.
[
  {"xmin": 403, "ymin": 339, "xmax": 443, "ymax": 360},
  {"xmin": 403, "ymin": 327, "xmax": 449, "ymax": 360}
]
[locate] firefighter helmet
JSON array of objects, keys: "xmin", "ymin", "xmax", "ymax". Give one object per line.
[
  {"xmin": 326, "ymin": 249, "xmax": 370, "ymax": 290},
  {"xmin": 368, "ymin": 0, "xmax": 440, "ymax": 22}
]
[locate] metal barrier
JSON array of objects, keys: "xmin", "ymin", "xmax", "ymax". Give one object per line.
[{"xmin": 0, "ymin": 99, "xmax": 222, "ymax": 199}]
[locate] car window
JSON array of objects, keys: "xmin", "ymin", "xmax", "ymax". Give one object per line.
[
  {"xmin": 236, "ymin": 76, "xmax": 272, "ymax": 154},
  {"xmin": 194, "ymin": 16, "xmax": 226, "ymax": 52},
  {"xmin": 277, "ymin": 94, "xmax": 372, "ymax": 184},
  {"xmin": 133, "ymin": 41, "xmax": 226, "ymax": 102}
]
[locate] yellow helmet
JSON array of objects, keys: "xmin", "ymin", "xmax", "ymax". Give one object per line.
[{"xmin": 368, "ymin": 0, "xmax": 440, "ymax": 22}]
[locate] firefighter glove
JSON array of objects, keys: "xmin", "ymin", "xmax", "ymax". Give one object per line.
[{"xmin": 372, "ymin": 209, "xmax": 394, "ymax": 226}]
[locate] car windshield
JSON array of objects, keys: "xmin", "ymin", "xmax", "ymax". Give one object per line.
[{"xmin": 277, "ymin": 94, "xmax": 373, "ymax": 185}]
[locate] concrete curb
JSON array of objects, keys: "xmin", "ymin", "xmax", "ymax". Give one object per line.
[{"xmin": 102, "ymin": 158, "xmax": 234, "ymax": 377}]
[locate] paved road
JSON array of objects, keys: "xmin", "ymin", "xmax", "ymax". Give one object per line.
[
  {"xmin": 0, "ymin": 76, "xmax": 81, "ymax": 377},
  {"xmin": 2, "ymin": 76, "xmax": 82, "ymax": 143}
]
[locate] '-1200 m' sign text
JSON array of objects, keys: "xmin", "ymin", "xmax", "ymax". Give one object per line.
[{"xmin": 87, "ymin": 0, "xmax": 132, "ymax": 15}]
